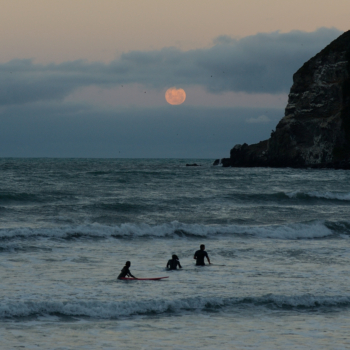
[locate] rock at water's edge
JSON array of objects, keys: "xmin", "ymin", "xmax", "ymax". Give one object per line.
[
  {"xmin": 219, "ymin": 30, "xmax": 350, "ymax": 169},
  {"xmin": 186, "ymin": 163, "xmax": 201, "ymax": 167}
]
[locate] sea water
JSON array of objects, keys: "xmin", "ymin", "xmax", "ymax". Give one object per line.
[{"xmin": 0, "ymin": 158, "xmax": 350, "ymax": 349}]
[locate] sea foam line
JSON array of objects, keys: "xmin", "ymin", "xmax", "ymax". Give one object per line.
[
  {"xmin": 0, "ymin": 220, "xmax": 336, "ymax": 240},
  {"xmin": 285, "ymin": 190, "xmax": 350, "ymax": 201},
  {"xmin": 1, "ymin": 294, "xmax": 350, "ymax": 319}
]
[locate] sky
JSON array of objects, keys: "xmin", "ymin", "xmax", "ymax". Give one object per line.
[{"xmin": 0, "ymin": 0, "xmax": 349, "ymax": 158}]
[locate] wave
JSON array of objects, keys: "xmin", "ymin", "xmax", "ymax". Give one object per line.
[
  {"xmin": 2, "ymin": 190, "xmax": 349, "ymax": 205},
  {"xmin": 0, "ymin": 220, "xmax": 342, "ymax": 241},
  {"xmin": 90, "ymin": 202, "xmax": 146, "ymax": 212},
  {"xmin": 285, "ymin": 190, "xmax": 350, "ymax": 201},
  {"xmin": 86, "ymin": 170, "xmax": 115, "ymax": 176},
  {"xmin": 0, "ymin": 244, "xmax": 52, "ymax": 253},
  {"xmin": 1, "ymin": 294, "xmax": 350, "ymax": 319},
  {"xmin": 0, "ymin": 192, "xmax": 41, "ymax": 203},
  {"xmin": 0, "ymin": 191, "xmax": 77, "ymax": 204},
  {"xmin": 225, "ymin": 190, "xmax": 350, "ymax": 203}
]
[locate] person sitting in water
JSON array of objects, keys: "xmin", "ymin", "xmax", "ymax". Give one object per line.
[
  {"xmin": 118, "ymin": 261, "xmax": 137, "ymax": 279},
  {"xmin": 194, "ymin": 244, "xmax": 211, "ymax": 266},
  {"xmin": 166, "ymin": 254, "xmax": 182, "ymax": 270}
]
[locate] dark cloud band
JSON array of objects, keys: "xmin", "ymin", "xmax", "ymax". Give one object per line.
[{"xmin": 0, "ymin": 28, "xmax": 341, "ymax": 105}]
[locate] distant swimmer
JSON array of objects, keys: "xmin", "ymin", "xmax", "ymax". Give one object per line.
[
  {"xmin": 194, "ymin": 244, "xmax": 211, "ymax": 266},
  {"xmin": 166, "ymin": 254, "xmax": 182, "ymax": 270},
  {"xmin": 118, "ymin": 261, "xmax": 137, "ymax": 279}
]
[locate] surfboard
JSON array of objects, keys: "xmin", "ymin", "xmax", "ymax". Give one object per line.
[{"xmin": 119, "ymin": 277, "xmax": 169, "ymax": 281}]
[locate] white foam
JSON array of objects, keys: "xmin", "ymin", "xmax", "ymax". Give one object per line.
[
  {"xmin": 286, "ymin": 190, "xmax": 350, "ymax": 201},
  {"xmin": 232, "ymin": 221, "xmax": 333, "ymax": 239}
]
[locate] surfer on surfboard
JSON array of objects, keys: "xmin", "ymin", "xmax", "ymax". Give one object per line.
[
  {"xmin": 194, "ymin": 244, "xmax": 211, "ymax": 266},
  {"xmin": 118, "ymin": 261, "xmax": 137, "ymax": 279},
  {"xmin": 166, "ymin": 254, "xmax": 182, "ymax": 270},
  {"xmin": 118, "ymin": 261, "xmax": 168, "ymax": 281}
]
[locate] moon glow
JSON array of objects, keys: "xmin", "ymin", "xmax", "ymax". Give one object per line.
[{"xmin": 165, "ymin": 87, "xmax": 186, "ymax": 105}]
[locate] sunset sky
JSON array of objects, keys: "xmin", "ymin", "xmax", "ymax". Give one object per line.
[{"xmin": 0, "ymin": 0, "xmax": 349, "ymax": 157}]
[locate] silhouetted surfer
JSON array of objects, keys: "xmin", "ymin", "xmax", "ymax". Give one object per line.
[
  {"xmin": 166, "ymin": 254, "xmax": 182, "ymax": 270},
  {"xmin": 118, "ymin": 261, "xmax": 137, "ymax": 279},
  {"xmin": 194, "ymin": 244, "xmax": 211, "ymax": 266}
]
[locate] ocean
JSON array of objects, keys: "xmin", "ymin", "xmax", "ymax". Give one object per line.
[{"xmin": 1, "ymin": 158, "xmax": 350, "ymax": 349}]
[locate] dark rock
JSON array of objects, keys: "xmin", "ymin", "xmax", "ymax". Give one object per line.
[
  {"xmin": 220, "ymin": 30, "xmax": 350, "ymax": 169},
  {"xmin": 213, "ymin": 159, "xmax": 220, "ymax": 166},
  {"xmin": 186, "ymin": 163, "xmax": 201, "ymax": 166},
  {"xmin": 221, "ymin": 158, "xmax": 231, "ymax": 167}
]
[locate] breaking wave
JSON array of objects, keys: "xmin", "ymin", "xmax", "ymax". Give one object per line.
[
  {"xmin": 285, "ymin": 190, "xmax": 350, "ymax": 201},
  {"xmin": 0, "ymin": 220, "xmax": 343, "ymax": 241},
  {"xmin": 1, "ymin": 294, "xmax": 350, "ymax": 319}
]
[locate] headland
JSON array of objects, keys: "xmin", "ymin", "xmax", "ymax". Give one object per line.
[{"xmin": 218, "ymin": 30, "xmax": 350, "ymax": 169}]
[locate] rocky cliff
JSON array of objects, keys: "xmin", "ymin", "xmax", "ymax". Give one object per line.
[{"xmin": 220, "ymin": 30, "xmax": 350, "ymax": 169}]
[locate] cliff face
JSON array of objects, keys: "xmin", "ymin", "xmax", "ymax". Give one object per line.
[{"xmin": 221, "ymin": 30, "xmax": 350, "ymax": 168}]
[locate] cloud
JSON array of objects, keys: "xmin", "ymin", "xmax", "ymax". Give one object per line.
[
  {"xmin": 246, "ymin": 115, "xmax": 271, "ymax": 123},
  {"xmin": 0, "ymin": 27, "xmax": 341, "ymax": 106}
]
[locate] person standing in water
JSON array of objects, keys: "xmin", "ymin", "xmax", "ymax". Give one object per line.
[
  {"xmin": 166, "ymin": 254, "xmax": 182, "ymax": 270},
  {"xmin": 118, "ymin": 261, "xmax": 137, "ymax": 279},
  {"xmin": 194, "ymin": 244, "xmax": 211, "ymax": 266}
]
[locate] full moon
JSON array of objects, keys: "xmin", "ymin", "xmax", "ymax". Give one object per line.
[{"xmin": 165, "ymin": 87, "xmax": 186, "ymax": 105}]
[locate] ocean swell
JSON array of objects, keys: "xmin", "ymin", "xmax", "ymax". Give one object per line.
[
  {"xmin": 0, "ymin": 220, "xmax": 339, "ymax": 241},
  {"xmin": 0, "ymin": 192, "xmax": 41, "ymax": 203},
  {"xmin": 285, "ymin": 190, "xmax": 350, "ymax": 201},
  {"xmin": 1, "ymin": 294, "xmax": 350, "ymax": 319}
]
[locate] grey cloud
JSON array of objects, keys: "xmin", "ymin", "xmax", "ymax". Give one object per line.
[{"xmin": 0, "ymin": 27, "xmax": 341, "ymax": 105}]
